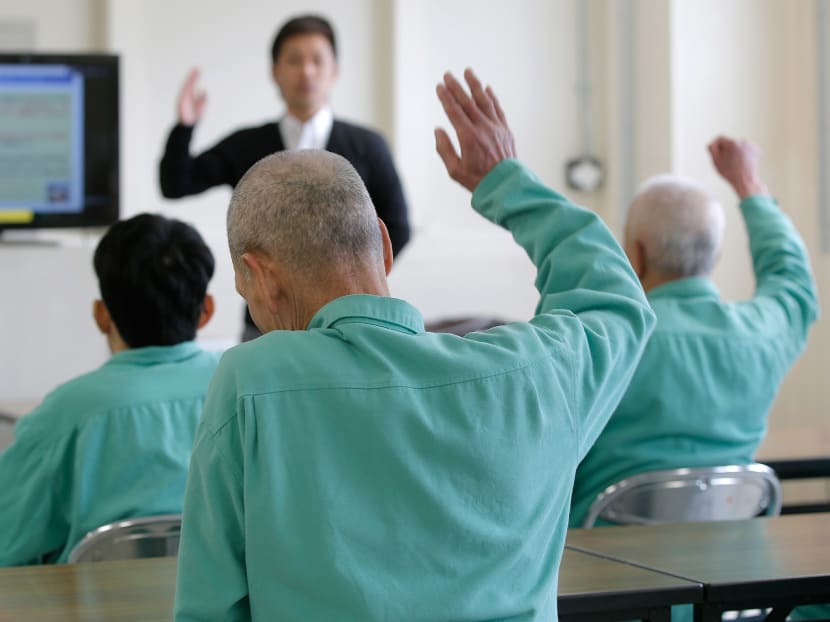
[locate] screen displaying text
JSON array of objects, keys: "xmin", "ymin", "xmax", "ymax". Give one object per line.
[{"xmin": 0, "ymin": 64, "xmax": 84, "ymax": 213}]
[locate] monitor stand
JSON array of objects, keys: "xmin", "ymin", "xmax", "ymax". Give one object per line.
[{"xmin": 0, "ymin": 229, "xmax": 63, "ymax": 246}]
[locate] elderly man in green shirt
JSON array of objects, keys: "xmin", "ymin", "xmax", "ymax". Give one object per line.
[
  {"xmin": 570, "ymin": 137, "xmax": 819, "ymax": 529},
  {"xmin": 174, "ymin": 69, "xmax": 655, "ymax": 622}
]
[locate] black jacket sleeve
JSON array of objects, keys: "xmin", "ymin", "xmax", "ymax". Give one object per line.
[{"xmin": 159, "ymin": 124, "xmax": 234, "ymax": 198}]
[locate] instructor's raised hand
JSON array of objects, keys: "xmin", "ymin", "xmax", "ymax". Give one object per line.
[
  {"xmin": 177, "ymin": 67, "xmax": 208, "ymax": 127},
  {"xmin": 435, "ymin": 69, "xmax": 516, "ymax": 192}
]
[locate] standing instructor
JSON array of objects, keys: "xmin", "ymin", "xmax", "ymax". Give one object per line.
[{"xmin": 159, "ymin": 15, "xmax": 410, "ymax": 339}]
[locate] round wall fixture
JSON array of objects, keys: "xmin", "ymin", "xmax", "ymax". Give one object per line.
[{"xmin": 565, "ymin": 155, "xmax": 604, "ymax": 192}]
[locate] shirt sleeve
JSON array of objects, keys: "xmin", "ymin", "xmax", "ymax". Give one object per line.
[
  {"xmin": 159, "ymin": 124, "xmax": 235, "ymax": 198},
  {"xmin": 471, "ymin": 160, "xmax": 656, "ymax": 459},
  {"xmin": 175, "ymin": 362, "xmax": 250, "ymax": 622},
  {"xmin": 363, "ymin": 132, "xmax": 411, "ymax": 256},
  {"xmin": 740, "ymin": 195, "xmax": 819, "ymax": 356},
  {"xmin": 0, "ymin": 413, "xmax": 70, "ymax": 566}
]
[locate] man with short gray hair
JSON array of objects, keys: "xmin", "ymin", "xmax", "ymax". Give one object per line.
[
  {"xmin": 228, "ymin": 150, "xmax": 385, "ymax": 276},
  {"xmin": 569, "ymin": 136, "xmax": 819, "ymax": 528},
  {"xmin": 174, "ymin": 69, "xmax": 655, "ymax": 622},
  {"xmin": 226, "ymin": 149, "xmax": 393, "ymax": 333},
  {"xmin": 624, "ymin": 174, "xmax": 725, "ymax": 281}
]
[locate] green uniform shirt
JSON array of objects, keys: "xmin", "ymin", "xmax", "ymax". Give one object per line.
[
  {"xmin": 0, "ymin": 342, "xmax": 219, "ymax": 565},
  {"xmin": 570, "ymin": 195, "xmax": 819, "ymax": 528},
  {"xmin": 175, "ymin": 160, "xmax": 655, "ymax": 622},
  {"xmin": 790, "ymin": 604, "xmax": 830, "ymax": 620}
]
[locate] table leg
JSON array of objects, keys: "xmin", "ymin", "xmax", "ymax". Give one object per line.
[
  {"xmin": 693, "ymin": 602, "xmax": 723, "ymax": 622},
  {"xmin": 645, "ymin": 607, "xmax": 671, "ymax": 622}
]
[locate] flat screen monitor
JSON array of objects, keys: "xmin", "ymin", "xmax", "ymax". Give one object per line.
[{"xmin": 0, "ymin": 53, "xmax": 119, "ymax": 231}]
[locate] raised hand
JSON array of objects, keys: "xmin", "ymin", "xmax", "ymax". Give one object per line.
[
  {"xmin": 708, "ymin": 136, "xmax": 768, "ymax": 199},
  {"xmin": 177, "ymin": 68, "xmax": 208, "ymax": 127},
  {"xmin": 435, "ymin": 68, "xmax": 516, "ymax": 192}
]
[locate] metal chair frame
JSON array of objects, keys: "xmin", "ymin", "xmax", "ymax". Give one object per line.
[
  {"xmin": 67, "ymin": 514, "xmax": 182, "ymax": 563},
  {"xmin": 582, "ymin": 463, "xmax": 783, "ymax": 528}
]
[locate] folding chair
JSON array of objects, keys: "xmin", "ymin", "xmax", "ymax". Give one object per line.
[
  {"xmin": 582, "ymin": 463, "xmax": 782, "ymax": 528},
  {"xmin": 67, "ymin": 514, "xmax": 182, "ymax": 563}
]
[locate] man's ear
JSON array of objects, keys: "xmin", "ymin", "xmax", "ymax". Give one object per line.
[
  {"xmin": 93, "ymin": 299, "xmax": 112, "ymax": 335},
  {"xmin": 378, "ymin": 217, "xmax": 394, "ymax": 276},
  {"xmin": 626, "ymin": 240, "xmax": 647, "ymax": 280},
  {"xmin": 241, "ymin": 251, "xmax": 283, "ymax": 314},
  {"xmin": 197, "ymin": 294, "xmax": 216, "ymax": 329}
]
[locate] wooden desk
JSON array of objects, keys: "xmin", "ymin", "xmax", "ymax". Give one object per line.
[
  {"xmin": 0, "ymin": 551, "xmax": 701, "ymax": 622},
  {"xmin": 0, "ymin": 557, "xmax": 175, "ymax": 622},
  {"xmin": 567, "ymin": 514, "xmax": 830, "ymax": 622},
  {"xmin": 558, "ymin": 548, "xmax": 702, "ymax": 621}
]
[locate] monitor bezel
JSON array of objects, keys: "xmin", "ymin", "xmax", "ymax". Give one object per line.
[{"xmin": 0, "ymin": 52, "xmax": 119, "ymax": 231}]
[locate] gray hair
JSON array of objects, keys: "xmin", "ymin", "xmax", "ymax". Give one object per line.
[
  {"xmin": 626, "ymin": 174, "xmax": 725, "ymax": 277},
  {"xmin": 227, "ymin": 150, "xmax": 383, "ymax": 275}
]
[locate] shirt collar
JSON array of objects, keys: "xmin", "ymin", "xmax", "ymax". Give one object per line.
[
  {"xmin": 104, "ymin": 341, "xmax": 204, "ymax": 367},
  {"xmin": 647, "ymin": 276, "xmax": 720, "ymax": 302},
  {"xmin": 279, "ymin": 107, "xmax": 334, "ymax": 151},
  {"xmin": 307, "ymin": 294, "xmax": 425, "ymax": 335}
]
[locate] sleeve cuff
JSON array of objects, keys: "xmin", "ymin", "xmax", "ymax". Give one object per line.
[
  {"xmin": 471, "ymin": 159, "xmax": 524, "ymax": 207},
  {"xmin": 739, "ymin": 194, "xmax": 778, "ymax": 212}
]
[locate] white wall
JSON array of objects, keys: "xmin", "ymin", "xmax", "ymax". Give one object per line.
[
  {"xmin": 387, "ymin": 0, "xmax": 594, "ymax": 320},
  {"xmin": 669, "ymin": 0, "xmax": 787, "ymax": 301},
  {"xmin": 0, "ymin": 241, "xmax": 106, "ymax": 400},
  {"xmin": 0, "ymin": 0, "xmax": 103, "ymax": 50}
]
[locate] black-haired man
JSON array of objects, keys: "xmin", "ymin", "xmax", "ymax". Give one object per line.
[
  {"xmin": 0, "ymin": 213, "xmax": 219, "ymax": 565},
  {"xmin": 159, "ymin": 14, "xmax": 410, "ymax": 340}
]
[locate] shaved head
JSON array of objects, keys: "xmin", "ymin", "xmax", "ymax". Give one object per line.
[
  {"xmin": 227, "ymin": 150, "xmax": 383, "ymax": 276},
  {"xmin": 625, "ymin": 175, "xmax": 725, "ymax": 278}
]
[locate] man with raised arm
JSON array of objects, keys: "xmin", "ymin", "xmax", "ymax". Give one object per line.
[
  {"xmin": 570, "ymin": 137, "xmax": 819, "ymax": 528},
  {"xmin": 159, "ymin": 15, "xmax": 410, "ymax": 340},
  {"xmin": 174, "ymin": 69, "xmax": 654, "ymax": 622}
]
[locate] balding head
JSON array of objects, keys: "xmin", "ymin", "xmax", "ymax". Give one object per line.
[
  {"xmin": 228, "ymin": 150, "xmax": 384, "ymax": 276},
  {"xmin": 625, "ymin": 175, "xmax": 725, "ymax": 285}
]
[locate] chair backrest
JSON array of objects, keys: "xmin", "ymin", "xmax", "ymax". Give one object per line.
[
  {"xmin": 582, "ymin": 464, "xmax": 782, "ymax": 528},
  {"xmin": 68, "ymin": 514, "xmax": 182, "ymax": 563}
]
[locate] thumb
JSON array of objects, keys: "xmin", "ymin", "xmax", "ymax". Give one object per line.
[{"xmin": 435, "ymin": 128, "xmax": 462, "ymax": 181}]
